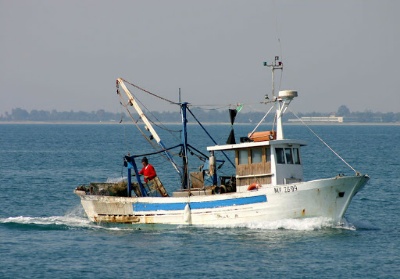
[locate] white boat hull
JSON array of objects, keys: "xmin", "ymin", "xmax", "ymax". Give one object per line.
[{"xmin": 75, "ymin": 174, "xmax": 369, "ymax": 226}]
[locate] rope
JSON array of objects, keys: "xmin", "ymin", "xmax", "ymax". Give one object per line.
[
  {"xmin": 117, "ymin": 86, "xmax": 184, "ymax": 173},
  {"xmin": 191, "ymin": 102, "xmax": 263, "ymax": 110},
  {"xmin": 117, "ymin": 91, "xmax": 159, "ymax": 151},
  {"xmin": 187, "ymin": 107, "xmax": 235, "ymax": 168},
  {"xmin": 133, "ymin": 93, "xmax": 181, "ymax": 134},
  {"xmin": 290, "ymin": 109, "xmax": 359, "ymax": 174},
  {"xmin": 120, "ymin": 78, "xmax": 179, "ymax": 105},
  {"xmin": 249, "ymin": 105, "xmax": 275, "ymax": 136},
  {"xmin": 120, "ymin": 79, "xmax": 182, "ymax": 139},
  {"xmin": 190, "ymin": 104, "xmax": 231, "ymax": 110},
  {"xmin": 129, "ymin": 144, "xmax": 183, "ymax": 159}
]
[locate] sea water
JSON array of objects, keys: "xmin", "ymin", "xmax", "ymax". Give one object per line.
[{"xmin": 0, "ymin": 123, "xmax": 399, "ymax": 278}]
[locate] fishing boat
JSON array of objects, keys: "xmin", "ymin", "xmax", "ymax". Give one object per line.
[{"xmin": 74, "ymin": 56, "xmax": 369, "ymax": 226}]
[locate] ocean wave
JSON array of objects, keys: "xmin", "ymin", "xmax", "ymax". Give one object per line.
[
  {"xmin": 0, "ymin": 215, "xmax": 93, "ymax": 230},
  {"xmin": 0, "ymin": 205, "xmax": 96, "ymax": 231}
]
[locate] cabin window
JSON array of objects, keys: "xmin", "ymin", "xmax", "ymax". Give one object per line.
[
  {"xmin": 285, "ymin": 148, "xmax": 293, "ymax": 164},
  {"xmin": 238, "ymin": 149, "xmax": 248, "ymax": 165},
  {"xmin": 293, "ymin": 148, "xmax": 301, "ymax": 164},
  {"xmin": 251, "ymin": 148, "xmax": 262, "ymax": 164},
  {"xmin": 275, "ymin": 148, "xmax": 285, "ymax": 164}
]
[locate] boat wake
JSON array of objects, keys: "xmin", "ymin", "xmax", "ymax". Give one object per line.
[
  {"xmin": 0, "ymin": 206, "xmax": 98, "ymax": 231},
  {"xmin": 200, "ymin": 217, "xmax": 359, "ymax": 231},
  {"xmin": 1, "ymin": 205, "xmax": 365, "ymax": 232},
  {"xmin": 0, "ymin": 215, "xmax": 350, "ymax": 231},
  {"xmin": 247, "ymin": 217, "xmax": 337, "ymax": 231},
  {"xmin": 0, "ymin": 209, "xmax": 363, "ymax": 232}
]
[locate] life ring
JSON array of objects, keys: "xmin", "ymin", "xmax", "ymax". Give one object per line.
[{"xmin": 247, "ymin": 183, "xmax": 261, "ymax": 191}]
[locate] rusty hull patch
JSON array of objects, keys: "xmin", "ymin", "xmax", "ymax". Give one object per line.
[{"xmin": 94, "ymin": 214, "xmax": 141, "ymax": 223}]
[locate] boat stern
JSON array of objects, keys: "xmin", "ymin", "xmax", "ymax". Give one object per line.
[{"xmin": 74, "ymin": 189, "xmax": 138, "ymax": 223}]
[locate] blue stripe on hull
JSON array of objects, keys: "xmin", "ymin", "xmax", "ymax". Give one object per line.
[{"xmin": 133, "ymin": 195, "xmax": 267, "ymax": 212}]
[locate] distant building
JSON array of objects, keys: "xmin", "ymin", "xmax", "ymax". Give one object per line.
[{"xmin": 288, "ymin": 115, "xmax": 344, "ymax": 123}]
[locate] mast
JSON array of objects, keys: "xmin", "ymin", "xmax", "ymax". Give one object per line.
[
  {"xmin": 275, "ymin": 90, "xmax": 297, "ymax": 140},
  {"xmin": 263, "ymin": 56, "xmax": 297, "ymax": 140},
  {"xmin": 180, "ymin": 102, "xmax": 189, "ymax": 189},
  {"xmin": 117, "ymin": 78, "xmax": 181, "ymax": 174},
  {"xmin": 264, "ymin": 56, "xmax": 283, "ymax": 100}
]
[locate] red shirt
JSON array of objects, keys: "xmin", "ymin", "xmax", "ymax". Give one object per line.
[{"xmin": 139, "ymin": 163, "xmax": 157, "ymax": 182}]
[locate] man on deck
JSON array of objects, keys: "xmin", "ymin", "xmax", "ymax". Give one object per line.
[
  {"xmin": 139, "ymin": 157, "xmax": 157, "ymax": 183},
  {"xmin": 139, "ymin": 156, "xmax": 169, "ymax": 197}
]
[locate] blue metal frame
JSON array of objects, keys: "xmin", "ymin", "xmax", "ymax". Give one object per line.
[{"xmin": 126, "ymin": 157, "xmax": 147, "ymax": 197}]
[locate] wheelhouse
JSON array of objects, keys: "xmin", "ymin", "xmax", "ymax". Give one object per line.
[{"xmin": 207, "ymin": 137, "xmax": 307, "ymax": 191}]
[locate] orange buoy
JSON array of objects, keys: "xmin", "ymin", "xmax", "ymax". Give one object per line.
[
  {"xmin": 247, "ymin": 183, "xmax": 261, "ymax": 191},
  {"xmin": 248, "ymin": 131, "xmax": 276, "ymax": 142}
]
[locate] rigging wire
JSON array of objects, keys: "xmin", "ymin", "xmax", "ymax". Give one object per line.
[
  {"xmin": 278, "ymin": 42, "xmax": 283, "ymax": 92},
  {"xmin": 289, "ymin": 109, "xmax": 359, "ymax": 174},
  {"xmin": 117, "ymin": 91, "xmax": 159, "ymax": 151},
  {"xmin": 119, "ymin": 80, "xmax": 181, "ymax": 135},
  {"xmin": 120, "ymin": 78, "xmax": 178, "ymax": 105},
  {"xmin": 117, "ymin": 81, "xmax": 184, "ymax": 174},
  {"xmin": 191, "ymin": 102, "xmax": 263, "ymax": 110},
  {"xmin": 249, "ymin": 105, "xmax": 275, "ymax": 136},
  {"xmin": 272, "ymin": 0, "xmax": 284, "ymax": 92},
  {"xmin": 190, "ymin": 104, "xmax": 231, "ymax": 110},
  {"xmin": 187, "ymin": 107, "xmax": 235, "ymax": 168},
  {"xmin": 119, "ymin": 97, "xmax": 182, "ymax": 168},
  {"xmin": 133, "ymin": 92, "xmax": 182, "ymax": 134},
  {"xmin": 118, "ymin": 78, "xmax": 279, "ymax": 176},
  {"xmin": 121, "ymin": 79, "xmax": 183, "ymax": 140}
]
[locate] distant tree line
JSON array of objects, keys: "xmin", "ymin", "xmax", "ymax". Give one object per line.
[
  {"xmin": 0, "ymin": 108, "xmax": 123, "ymax": 122},
  {"xmin": 1, "ymin": 105, "xmax": 400, "ymax": 123}
]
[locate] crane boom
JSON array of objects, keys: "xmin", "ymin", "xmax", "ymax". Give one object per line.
[{"xmin": 116, "ymin": 78, "xmax": 181, "ymax": 175}]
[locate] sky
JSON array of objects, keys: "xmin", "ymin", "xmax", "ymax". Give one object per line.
[{"xmin": 1, "ymin": 0, "xmax": 399, "ymax": 116}]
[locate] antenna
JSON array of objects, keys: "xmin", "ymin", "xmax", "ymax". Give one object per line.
[{"xmin": 263, "ymin": 56, "xmax": 283, "ymax": 99}]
